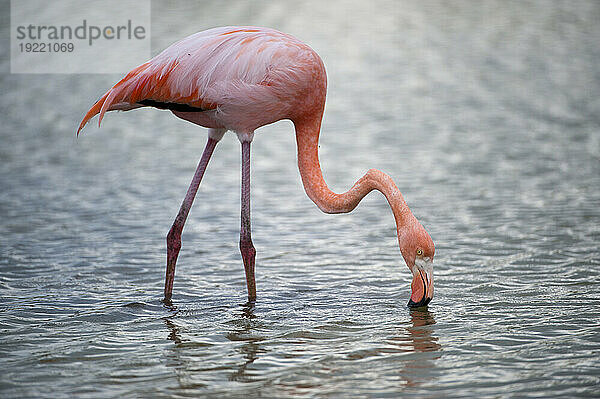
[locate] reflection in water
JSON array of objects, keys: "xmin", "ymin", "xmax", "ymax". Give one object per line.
[
  {"xmin": 164, "ymin": 316, "xmax": 194, "ymax": 389},
  {"xmin": 406, "ymin": 308, "xmax": 441, "ymax": 353},
  {"xmin": 164, "ymin": 317, "xmax": 182, "ymax": 345},
  {"xmin": 388, "ymin": 308, "xmax": 441, "ymax": 388},
  {"xmin": 226, "ymin": 302, "xmax": 264, "ymax": 383},
  {"xmin": 163, "ymin": 302, "xmax": 266, "ymax": 388},
  {"xmin": 162, "ymin": 297, "xmax": 176, "ymax": 310}
]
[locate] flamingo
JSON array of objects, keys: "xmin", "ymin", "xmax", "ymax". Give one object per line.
[{"xmin": 77, "ymin": 26, "xmax": 435, "ymax": 307}]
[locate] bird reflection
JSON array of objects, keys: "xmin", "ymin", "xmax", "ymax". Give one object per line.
[
  {"xmin": 406, "ymin": 308, "xmax": 441, "ymax": 353},
  {"xmin": 162, "ymin": 301, "xmax": 266, "ymax": 389},
  {"xmin": 386, "ymin": 307, "xmax": 441, "ymax": 388},
  {"xmin": 163, "ymin": 317, "xmax": 191, "ymax": 384},
  {"xmin": 227, "ymin": 301, "xmax": 266, "ymax": 383},
  {"xmin": 165, "ymin": 317, "xmax": 182, "ymax": 345}
]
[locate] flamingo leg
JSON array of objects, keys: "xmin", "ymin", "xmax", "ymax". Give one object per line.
[
  {"xmin": 165, "ymin": 137, "xmax": 218, "ymax": 302},
  {"xmin": 240, "ymin": 140, "xmax": 257, "ymax": 301}
]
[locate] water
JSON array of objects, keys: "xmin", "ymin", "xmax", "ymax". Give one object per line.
[{"xmin": 1, "ymin": 1, "xmax": 599, "ymax": 397}]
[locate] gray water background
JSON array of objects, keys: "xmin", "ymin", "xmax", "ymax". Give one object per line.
[{"xmin": 1, "ymin": 1, "xmax": 599, "ymax": 397}]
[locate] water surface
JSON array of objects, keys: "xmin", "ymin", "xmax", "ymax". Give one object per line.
[{"xmin": 1, "ymin": 1, "xmax": 599, "ymax": 398}]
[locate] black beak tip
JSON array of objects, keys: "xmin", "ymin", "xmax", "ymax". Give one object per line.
[{"xmin": 407, "ymin": 296, "xmax": 432, "ymax": 308}]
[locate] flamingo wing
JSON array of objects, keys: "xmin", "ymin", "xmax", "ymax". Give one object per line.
[{"xmin": 77, "ymin": 26, "xmax": 317, "ymax": 135}]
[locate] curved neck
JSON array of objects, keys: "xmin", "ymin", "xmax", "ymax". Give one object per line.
[{"xmin": 293, "ymin": 115, "xmax": 414, "ymax": 229}]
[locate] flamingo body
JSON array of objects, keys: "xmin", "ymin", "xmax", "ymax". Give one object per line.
[
  {"xmin": 78, "ymin": 27, "xmax": 325, "ymax": 138},
  {"xmin": 78, "ymin": 26, "xmax": 435, "ymax": 307}
]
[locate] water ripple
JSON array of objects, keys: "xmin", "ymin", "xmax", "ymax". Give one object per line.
[{"xmin": 2, "ymin": 1, "xmax": 600, "ymax": 398}]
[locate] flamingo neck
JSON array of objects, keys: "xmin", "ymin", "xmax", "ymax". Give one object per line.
[{"xmin": 293, "ymin": 115, "xmax": 415, "ymax": 230}]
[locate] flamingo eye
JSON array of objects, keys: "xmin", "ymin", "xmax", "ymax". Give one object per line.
[{"xmin": 416, "ymin": 249, "xmax": 424, "ymax": 257}]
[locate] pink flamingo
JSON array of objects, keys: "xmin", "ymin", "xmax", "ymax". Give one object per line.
[{"xmin": 78, "ymin": 26, "xmax": 435, "ymax": 307}]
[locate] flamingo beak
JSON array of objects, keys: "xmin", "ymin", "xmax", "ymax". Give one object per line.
[{"xmin": 407, "ymin": 258, "xmax": 434, "ymax": 308}]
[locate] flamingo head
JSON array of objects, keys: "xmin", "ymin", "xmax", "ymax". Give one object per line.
[{"xmin": 397, "ymin": 219, "xmax": 435, "ymax": 308}]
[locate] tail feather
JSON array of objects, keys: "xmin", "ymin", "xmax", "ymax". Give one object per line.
[
  {"xmin": 97, "ymin": 88, "xmax": 119, "ymax": 127},
  {"xmin": 76, "ymin": 59, "xmax": 214, "ymax": 135},
  {"xmin": 77, "ymin": 91, "xmax": 110, "ymax": 136},
  {"xmin": 76, "ymin": 62, "xmax": 152, "ymax": 136}
]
